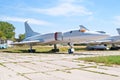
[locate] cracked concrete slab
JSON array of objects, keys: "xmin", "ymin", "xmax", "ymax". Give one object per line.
[
  {"xmin": 0, "ymin": 51, "xmax": 120, "ymax": 80},
  {"xmin": 0, "ymin": 65, "xmax": 28, "ymax": 80}
]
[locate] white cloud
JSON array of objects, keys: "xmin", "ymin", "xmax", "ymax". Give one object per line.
[
  {"xmin": 29, "ymin": 1, "xmax": 92, "ymax": 16},
  {"xmin": 0, "ymin": 16, "xmax": 52, "ymax": 26}
]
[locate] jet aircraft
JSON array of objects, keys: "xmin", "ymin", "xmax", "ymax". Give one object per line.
[
  {"xmin": 86, "ymin": 28, "xmax": 120, "ymax": 50},
  {"xmin": 12, "ymin": 21, "xmax": 110, "ymax": 53}
]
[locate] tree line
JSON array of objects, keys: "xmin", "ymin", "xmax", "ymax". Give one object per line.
[{"xmin": 0, "ymin": 21, "xmax": 25, "ymax": 42}]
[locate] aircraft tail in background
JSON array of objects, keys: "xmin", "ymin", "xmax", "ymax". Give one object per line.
[
  {"xmin": 25, "ymin": 21, "xmax": 40, "ymax": 38},
  {"xmin": 116, "ymin": 28, "xmax": 120, "ymax": 35}
]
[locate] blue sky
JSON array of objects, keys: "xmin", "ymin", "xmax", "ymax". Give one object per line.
[{"xmin": 0, "ymin": 0, "xmax": 120, "ymax": 38}]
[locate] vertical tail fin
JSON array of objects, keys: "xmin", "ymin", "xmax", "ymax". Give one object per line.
[
  {"xmin": 116, "ymin": 28, "xmax": 120, "ymax": 35},
  {"xmin": 25, "ymin": 21, "xmax": 39, "ymax": 38}
]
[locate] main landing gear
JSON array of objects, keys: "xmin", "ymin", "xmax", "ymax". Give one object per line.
[
  {"xmin": 51, "ymin": 43, "xmax": 74, "ymax": 54},
  {"xmin": 27, "ymin": 43, "xmax": 74, "ymax": 54},
  {"xmin": 51, "ymin": 44, "xmax": 59, "ymax": 52},
  {"xmin": 28, "ymin": 44, "xmax": 36, "ymax": 53}
]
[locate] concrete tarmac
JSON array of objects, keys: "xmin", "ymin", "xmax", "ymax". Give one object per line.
[{"xmin": 0, "ymin": 51, "xmax": 120, "ymax": 80}]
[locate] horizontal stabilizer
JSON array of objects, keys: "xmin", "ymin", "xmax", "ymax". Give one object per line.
[{"xmin": 97, "ymin": 31, "xmax": 106, "ymax": 34}]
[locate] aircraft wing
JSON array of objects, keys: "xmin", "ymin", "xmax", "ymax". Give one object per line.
[
  {"xmin": 94, "ymin": 39, "xmax": 112, "ymax": 44},
  {"xmin": 11, "ymin": 39, "xmax": 63, "ymax": 45},
  {"xmin": 87, "ymin": 35, "xmax": 120, "ymax": 44},
  {"xmin": 85, "ymin": 39, "xmax": 112, "ymax": 44}
]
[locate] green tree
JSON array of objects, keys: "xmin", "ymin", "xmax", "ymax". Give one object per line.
[
  {"xmin": 19, "ymin": 34, "xmax": 25, "ymax": 41},
  {"xmin": 0, "ymin": 21, "xmax": 15, "ymax": 40},
  {"xmin": 0, "ymin": 31, "xmax": 3, "ymax": 38}
]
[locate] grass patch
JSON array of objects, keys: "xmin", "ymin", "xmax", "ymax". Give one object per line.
[
  {"xmin": 0, "ymin": 45, "xmax": 86, "ymax": 53},
  {"xmin": 77, "ymin": 55, "xmax": 120, "ymax": 66},
  {"xmin": 0, "ymin": 45, "xmax": 53, "ymax": 53},
  {"xmin": 0, "ymin": 63, "xmax": 6, "ymax": 67}
]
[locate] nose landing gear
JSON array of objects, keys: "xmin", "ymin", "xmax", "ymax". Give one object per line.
[{"xmin": 68, "ymin": 42, "xmax": 74, "ymax": 54}]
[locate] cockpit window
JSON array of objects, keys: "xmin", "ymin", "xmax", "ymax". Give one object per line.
[{"xmin": 80, "ymin": 29, "xmax": 86, "ymax": 32}]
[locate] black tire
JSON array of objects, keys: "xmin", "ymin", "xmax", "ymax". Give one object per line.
[
  {"xmin": 68, "ymin": 49, "xmax": 73, "ymax": 54},
  {"xmin": 28, "ymin": 49, "xmax": 36, "ymax": 53},
  {"xmin": 51, "ymin": 49, "xmax": 59, "ymax": 52}
]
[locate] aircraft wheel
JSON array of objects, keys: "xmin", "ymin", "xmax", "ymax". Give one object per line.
[
  {"xmin": 51, "ymin": 49, "xmax": 59, "ymax": 52},
  {"xmin": 68, "ymin": 48, "xmax": 74, "ymax": 54},
  {"xmin": 28, "ymin": 49, "xmax": 36, "ymax": 53}
]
